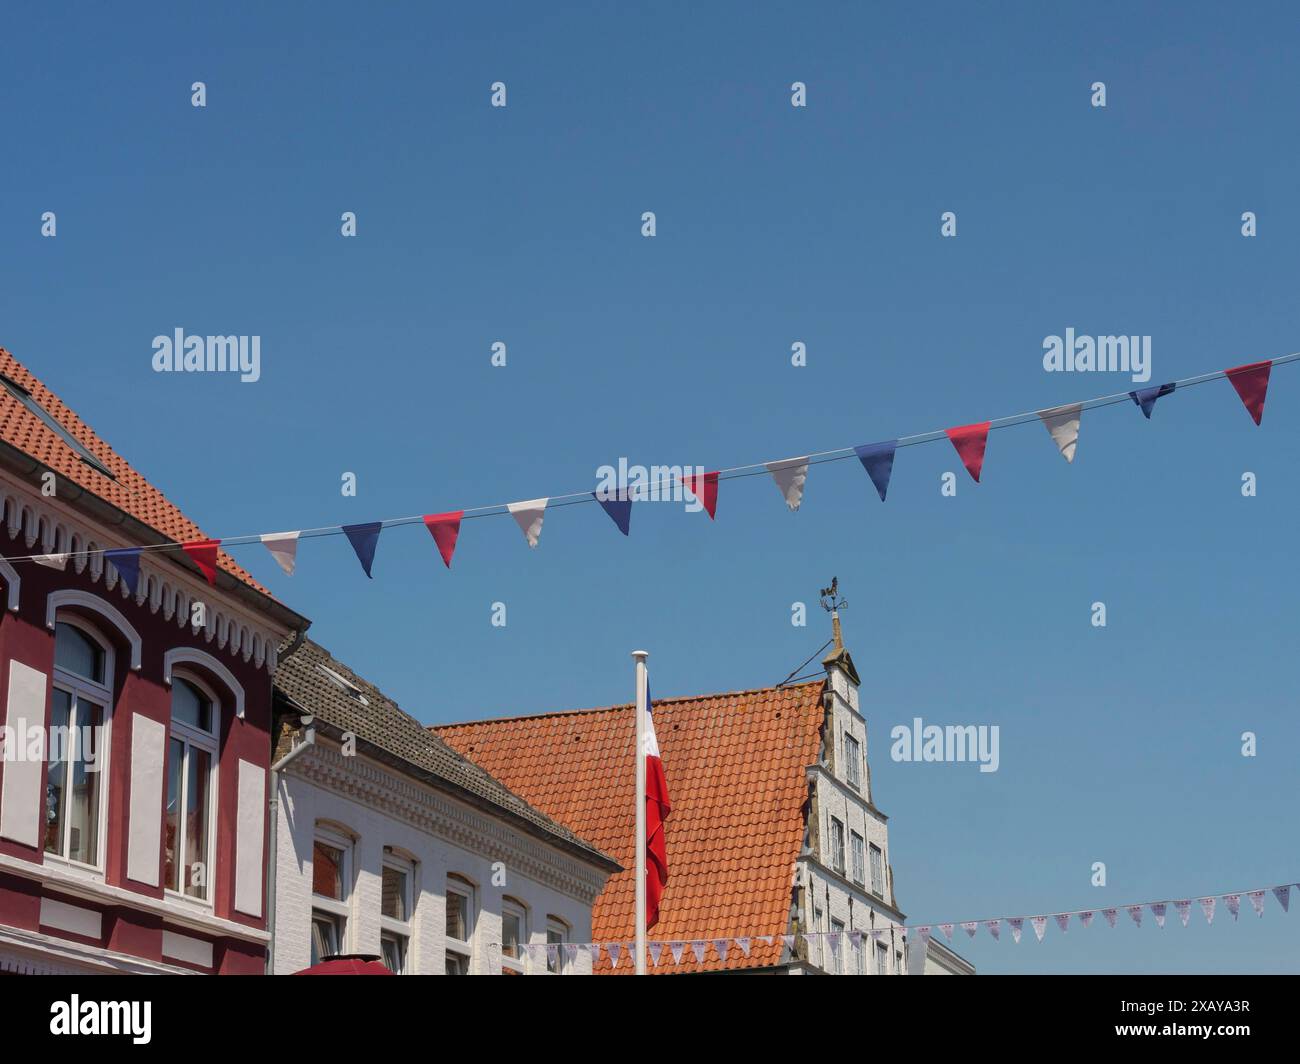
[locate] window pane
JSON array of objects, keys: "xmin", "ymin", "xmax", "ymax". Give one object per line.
[
  {"xmin": 184, "ymin": 748, "xmax": 210, "ymax": 899},
  {"xmin": 445, "ymin": 954, "xmax": 467, "ymax": 975},
  {"xmin": 67, "ymin": 699, "xmax": 102, "ymax": 865},
  {"xmin": 547, "ymin": 926, "xmax": 565, "ymax": 973},
  {"xmin": 502, "ymin": 911, "xmax": 521, "ymax": 958},
  {"xmin": 382, "ymin": 864, "xmax": 408, "ymax": 921},
  {"xmin": 313, "ymin": 841, "xmax": 344, "ymax": 899},
  {"xmin": 172, "ymin": 679, "xmax": 212, "ymax": 732},
  {"xmin": 44, "ymin": 689, "xmax": 72, "ymax": 856},
  {"xmin": 165, "ymin": 739, "xmax": 184, "ymax": 890},
  {"xmin": 381, "ymin": 933, "xmax": 406, "ymax": 975},
  {"xmin": 311, "ymin": 914, "xmax": 338, "ymax": 965},
  {"xmin": 446, "ymin": 891, "xmax": 466, "ymax": 940},
  {"xmin": 54, "ymin": 622, "xmax": 104, "ymax": 684}
]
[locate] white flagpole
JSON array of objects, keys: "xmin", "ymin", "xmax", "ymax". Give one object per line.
[{"xmin": 633, "ymin": 649, "xmax": 649, "ymax": 975}]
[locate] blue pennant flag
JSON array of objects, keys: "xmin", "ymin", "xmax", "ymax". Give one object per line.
[
  {"xmin": 1130, "ymin": 382, "xmax": 1176, "ymax": 419},
  {"xmin": 342, "ymin": 522, "xmax": 382, "ymax": 578},
  {"xmin": 592, "ymin": 491, "xmax": 632, "ymax": 536},
  {"xmin": 854, "ymin": 441, "xmax": 897, "ymax": 502},
  {"xmin": 104, "ymin": 548, "xmax": 142, "ymax": 596}
]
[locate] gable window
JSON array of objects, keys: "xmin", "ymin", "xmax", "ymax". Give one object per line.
[
  {"xmin": 380, "ymin": 851, "xmax": 413, "ymax": 974},
  {"xmin": 501, "ymin": 898, "xmax": 527, "ymax": 974},
  {"xmin": 445, "ymin": 874, "xmax": 475, "ymax": 974},
  {"xmin": 311, "ymin": 827, "xmax": 352, "ymax": 963},
  {"xmin": 546, "ymin": 917, "xmax": 569, "ymax": 974},
  {"xmin": 869, "ymin": 843, "xmax": 884, "ymax": 898},
  {"xmin": 829, "ymin": 816, "xmax": 845, "ymax": 875},
  {"xmin": 46, "ymin": 620, "xmax": 111, "ymax": 868},
  {"xmin": 850, "ymin": 831, "xmax": 866, "ymax": 886},
  {"xmin": 165, "ymin": 675, "xmax": 218, "ymax": 901},
  {"xmin": 843, "ymin": 732, "xmax": 861, "ymax": 790}
]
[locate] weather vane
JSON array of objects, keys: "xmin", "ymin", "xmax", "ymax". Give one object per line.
[{"xmin": 819, "ymin": 577, "xmax": 847, "ymax": 615}]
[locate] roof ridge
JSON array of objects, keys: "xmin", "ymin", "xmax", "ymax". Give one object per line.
[{"xmin": 432, "ymin": 678, "xmax": 825, "ymax": 731}]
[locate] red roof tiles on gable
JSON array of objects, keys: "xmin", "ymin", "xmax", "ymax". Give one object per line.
[
  {"xmin": 435, "ymin": 681, "xmax": 826, "ymax": 973},
  {"xmin": 0, "ymin": 346, "xmax": 268, "ymax": 595}
]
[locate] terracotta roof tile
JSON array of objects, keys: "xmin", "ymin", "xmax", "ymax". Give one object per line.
[
  {"xmin": 0, "ymin": 346, "xmax": 267, "ymax": 595},
  {"xmin": 435, "ymin": 681, "xmax": 826, "ymax": 973}
]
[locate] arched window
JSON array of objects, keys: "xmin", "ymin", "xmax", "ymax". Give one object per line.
[
  {"xmin": 46, "ymin": 619, "xmax": 112, "ymax": 867},
  {"xmin": 165, "ymin": 672, "xmax": 219, "ymax": 902},
  {"xmin": 501, "ymin": 895, "xmax": 529, "ymax": 973}
]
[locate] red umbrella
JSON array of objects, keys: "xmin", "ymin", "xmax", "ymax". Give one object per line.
[{"xmin": 294, "ymin": 954, "xmax": 395, "ymax": 975}]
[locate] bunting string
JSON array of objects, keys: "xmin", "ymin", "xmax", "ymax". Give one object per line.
[{"xmin": 3, "ymin": 353, "xmax": 1295, "ymax": 581}]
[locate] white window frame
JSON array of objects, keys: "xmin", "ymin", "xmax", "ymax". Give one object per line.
[
  {"xmin": 869, "ymin": 843, "xmax": 884, "ymax": 898},
  {"xmin": 850, "ymin": 831, "xmax": 866, "ymax": 886},
  {"xmin": 854, "ymin": 931, "xmax": 866, "ymax": 974},
  {"xmin": 46, "ymin": 616, "xmax": 114, "ymax": 874},
  {"xmin": 829, "ymin": 816, "xmax": 845, "ymax": 875},
  {"xmin": 379, "ymin": 850, "xmax": 414, "ymax": 974},
  {"xmin": 445, "ymin": 874, "xmax": 476, "ymax": 974},
  {"xmin": 875, "ymin": 939, "xmax": 889, "ymax": 975},
  {"xmin": 844, "ymin": 732, "xmax": 861, "ymax": 790},
  {"xmin": 545, "ymin": 916, "xmax": 570, "ymax": 975},
  {"xmin": 829, "ymin": 918, "xmax": 845, "ymax": 974},
  {"xmin": 500, "ymin": 897, "xmax": 528, "ymax": 973},
  {"xmin": 311, "ymin": 825, "xmax": 353, "ymax": 959},
  {"xmin": 164, "ymin": 669, "xmax": 221, "ymax": 908}
]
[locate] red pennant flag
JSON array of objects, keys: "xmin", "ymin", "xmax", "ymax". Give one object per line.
[
  {"xmin": 945, "ymin": 422, "xmax": 991, "ymax": 482},
  {"xmin": 422, "ymin": 511, "xmax": 463, "ymax": 568},
  {"xmin": 182, "ymin": 539, "xmax": 221, "ymax": 585},
  {"xmin": 1225, "ymin": 360, "xmax": 1272, "ymax": 425},
  {"xmin": 680, "ymin": 470, "xmax": 719, "ymax": 519}
]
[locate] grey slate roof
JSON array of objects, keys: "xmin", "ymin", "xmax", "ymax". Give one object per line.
[{"xmin": 274, "ymin": 639, "xmax": 619, "ymax": 872}]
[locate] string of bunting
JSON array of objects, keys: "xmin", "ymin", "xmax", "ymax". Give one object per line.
[
  {"xmin": 513, "ymin": 880, "xmax": 1297, "ymax": 969},
  {"xmin": 6, "ymin": 354, "xmax": 1291, "ymax": 587}
]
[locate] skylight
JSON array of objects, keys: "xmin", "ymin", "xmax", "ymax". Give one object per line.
[
  {"xmin": 0, "ymin": 374, "xmax": 116, "ymax": 480},
  {"xmin": 318, "ymin": 664, "xmax": 370, "ymax": 705}
]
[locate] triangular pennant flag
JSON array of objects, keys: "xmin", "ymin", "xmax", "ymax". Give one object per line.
[
  {"xmin": 342, "ymin": 522, "xmax": 382, "ymax": 579},
  {"xmin": 1247, "ymin": 890, "xmax": 1266, "ymax": 917},
  {"xmin": 986, "ymin": 920, "xmax": 1001, "ymax": 941},
  {"xmin": 827, "ymin": 932, "xmax": 842, "ymax": 955},
  {"xmin": 961, "ymin": 922, "xmax": 978, "ymax": 939},
  {"xmin": 689, "ymin": 941, "xmax": 707, "ymax": 963},
  {"xmin": 563, "ymin": 944, "xmax": 579, "ymax": 965},
  {"xmin": 1199, "ymin": 897, "xmax": 1216, "ymax": 925},
  {"xmin": 1031, "ymin": 916, "xmax": 1048, "ymax": 942},
  {"xmin": 1150, "ymin": 902, "xmax": 1167, "ymax": 929},
  {"xmin": 1130, "ymin": 382, "xmax": 1176, "ymax": 419},
  {"xmin": 104, "ymin": 548, "xmax": 142, "ymax": 596},
  {"xmin": 916, "ymin": 926, "xmax": 932, "ymax": 945},
  {"xmin": 1008, "ymin": 918, "xmax": 1023, "ymax": 943},
  {"xmin": 681, "ymin": 471, "xmax": 719, "ymax": 520},
  {"xmin": 1127, "ymin": 905, "xmax": 1143, "ymax": 928},
  {"xmin": 607, "ymin": 942, "xmax": 622, "ymax": 968},
  {"xmin": 182, "ymin": 539, "xmax": 221, "ymax": 585},
  {"xmin": 422, "ymin": 511, "xmax": 463, "ymax": 568},
  {"xmin": 735, "ymin": 937, "xmax": 751, "ymax": 957},
  {"xmin": 1272, "ymin": 886, "xmax": 1291, "ymax": 913},
  {"xmin": 870, "ymin": 930, "xmax": 883, "ymax": 942},
  {"xmin": 585, "ymin": 943, "xmax": 601, "ymax": 964},
  {"xmin": 945, "ymin": 422, "xmax": 991, "ymax": 482},
  {"xmin": 939, "ymin": 923, "xmax": 954, "ymax": 942},
  {"xmin": 506, "ymin": 498, "xmax": 548, "ymax": 548},
  {"xmin": 1102, "ymin": 908, "xmax": 1118, "ymax": 929},
  {"xmin": 854, "ymin": 441, "xmax": 897, "ymax": 501},
  {"xmin": 1054, "ymin": 914, "xmax": 1070, "ymax": 934},
  {"xmin": 757, "ymin": 936, "xmax": 774, "ymax": 945},
  {"xmin": 546, "ymin": 944, "xmax": 559, "ymax": 966},
  {"xmin": 647, "ymin": 942, "xmax": 664, "ymax": 966},
  {"xmin": 32, "ymin": 553, "xmax": 69, "ymax": 570},
  {"xmin": 1225, "ymin": 360, "xmax": 1272, "ymax": 425},
  {"xmin": 766, "ymin": 458, "xmax": 809, "ymax": 511},
  {"xmin": 1224, "ymin": 893, "xmax": 1241, "ymax": 920},
  {"xmin": 669, "ymin": 941, "xmax": 685, "ymax": 965},
  {"xmin": 780, "ymin": 934, "xmax": 796, "ymax": 953},
  {"xmin": 592, "ymin": 490, "xmax": 632, "ymax": 535},
  {"xmin": 1175, "ymin": 900, "xmax": 1192, "ymax": 927},
  {"xmin": 1079, "ymin": 911, "xmax": 1095, "ymax": 928},
  {"xmin": 714, "ymin": 939, "xmax": 730, "ymax": 963},
  {"xmin": 261, "ymin": 531, "xmax": 300, "ymax": 575},
  {"xmin": 1038, "ymin": 404, "xmax": 1083, "ymax": 463},
  {"xmin": 848, "ymin": 931, "xmax": 863, "ymax": 948}
]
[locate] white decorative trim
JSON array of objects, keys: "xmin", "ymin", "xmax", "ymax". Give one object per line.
[
  {"xmin": 0, "ymin": 925, "xmax": 199, "ymax": 975},
  {"xmin": 164, "ymin": 647, "xmax": 246, "ymax": 719},
  {"xmin": 0, "ymin": 555, "xmax": 18, "ymax": 611},
  {"xmin": 45, "ymin": 589, "xmax": 143, "ymax": 670}
]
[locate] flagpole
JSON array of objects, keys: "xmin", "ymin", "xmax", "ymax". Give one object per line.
[{"xmin": 633, "ymin": 649, "xmax": 649, "ymax": 975}]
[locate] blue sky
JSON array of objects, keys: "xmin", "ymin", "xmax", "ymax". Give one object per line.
[{"xmin": 1, "ymin": 2, "xmax": 1297, "ymax": 973}]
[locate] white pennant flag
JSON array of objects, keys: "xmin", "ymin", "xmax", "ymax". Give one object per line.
[
  {"xmin": 689, "ymin": 941, "xmax": 707, "ymax": 963},
  {"xmin": 1079, "ymin": 911, "xmax": 1095, "ymax": 928},
  {"xmin": 1103, "ymin": 908, "xmax": 1118, "ymax": 928},
  {"xmin": 735, "ymin": 937, "xmax": 751, "ymax": 957},
  {"xmin": 669, "ymin": 941, "xmax": 685, "ymax": 965},
  {"xmin": 1224, "ymin": 893, "xmax": 1241, "ymax": 920},
  {"xmin": 647, "ymin": 942, "xmax": 664, "ymax": 966},
  {"xmin": 757, "ymin": 936, "xmax": 774, "ymax": 945},
  {"xmin": 780, "ymin": 934, "xmax": 796, "ymax": 953},
  {"xmin": 1150, "ymin": 903, "xmax": 1167, "ymax": 929},
  {"xmin": 961, "ymin": 922, "xmax": 978, "ymax": 939},
  {"xmin": 506, "ymin": 498, "xmax": 548, "ymax": 548},
  {"xmin": 939, "ymin": 923, "xmax": 955, "ymax": 942},
  {"xmin": 1247, "ymin": 890, "xmax": 1266, "ymax": 917},
  {"xmin": 1272, "ymin": 886, "xmax": 1291, "ymax": 913},
  {"xmin": 1008, "ymin": 918, "xmax": 1023, "ymax": 943},
  {"xmin": 1175, "ymin": 900, "xmax": 1192, "ymax": 927},
  {"xmin": 714, "ymin": 939, "xmax": 730, "ymax": 962},
  {"xmin": 261, "ymin": 531, "xmax": 301, "ymax": 575},
  {"xmin": 871, "ymin": 930, "xmax": 884, "ymax": 942},
  {"xmin": 585, "ymin": 943, "xmax": 601, "ymax": 965},
  {"xmin": 1199, "ymin": 897, "xmax": 1216, "ymax": 925},
  {"xmin": 1038, "ymin": 403, "xmax": 1083, "ymax": 463},
  {"xmin": 916, "ymin": 926, "xmax": 932, "ymax": 945},
  {"xmin": 766, "ymin": 457, "xmax": 809, "ymax": 511},
  {"xmin": 1053, "ymin": 914, "xmax": 1070, "ymax": 934},
  {"xmin": 607, "ymin": 942, "xmax": 622, "ymax": 968},
  {"xmin": 33, "ymin": 553, "xmax": 69, "ymax": 570},
  {"xmin": 563, "ymin": 944, "xmax": 579, "ymax": 966},
  {"xmin": 1126, "ymin": 905, "xmax": 1144, "ymax": 928},
  {"xmin": 1031, "ymin": 916, "xmax": 1047, "ymax": 942}
]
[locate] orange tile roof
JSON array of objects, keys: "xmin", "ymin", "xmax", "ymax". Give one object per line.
[
  {"xmin": 435, "ymin": 680, "xmax": 826, "ymax": 973},
  {"xmin": 0, "ymin": 346, "xmax": 268, "ymax": 596}
]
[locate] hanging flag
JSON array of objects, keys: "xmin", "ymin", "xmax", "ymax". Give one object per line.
[
  {"xmin": 961, "ymin": 922, "xmax": 978, "ymax": 939},
  {"xmin": 182, "ymin": 539, "xmax": 221, "ymax": 585},
  {"xmin": 1224, "ymin": 360, "xmax": 1272, "ymax": 425},
  {"xmin": 945, "ymin": 422, "xmax": 991, "ymax": 482},
  {"xmin": 1102, "ymin": 908, "xmax": 1118, "ymax": 929},
  {"xmin": 1008, "ymin": 918, "xmax": 1023, "ymax": 944},
  {"xmin": 643, "ymin": 685, "xmax": 671, "ymax": 930},
  {"xmin": 32, "ymin": 553, "xmax": 69, "ymax": 570},
  {"xmin": 506, "ymin": 498, "xmax": 548, "ymax": 548},
  {"xmin": 422, "ymin": 511, "xmax": 464, "ymax": 568},
  {"xmin": 1247, "ymin": 890, "xmax": 1266, "ymax": 917},
  {"xmin": 939, "ymin": 923, "xmax": 954, "ymax": 943},
  {"xmin": 104, "ymin": 548, "xmax": 142, "ymax": 596},
  {"xmin": 563, "ymin": 943, "xmax": 579, "ymax": 966},
  {"xmin": 780, "ymin": 934, "xmax": 796, "ymax": 953},
  {"xmin": 827, "ymin": 932, "xmax": 842, "ymax": 955},
  {"xmin": 1273, "ymin": 886, "xmax": 1291, "ymax": 913},
  {"xmin": 689, "ymin": 941, "xmax": 707, "ymax": 963},
  {"xmin": 1038, "ymin": 404, "xmax": 1083, "ymax": 463},
  {"xmin": 585, "ymin": 943, "xmax": 601, "ymax": 965},
  {"xmin": 647, "ymin": 942, "xmax": 664, "ymax": 967},
  {"xmin": 1199, "ymin": 897, "xmax": 1216, "ymax": 925},
  {"xmin": 1079, "ymin": 911, "xmax": 1095, "ymax": 928},
  {"xmin": 681, "ymin": 471, "xmax": 719, "ymax": 520},
  {"xmin": 1175, "ymin": 900, "xmax": 1192, "ymax": 927},
  {"xmin": 546, "ymin": 944, "xmax": 559, "ymax": 967},
  {"xmin": 854, "ymin": 441, "xmax": 897, "ymax": 501},
  {"xmin": 1130, "ymin": 382, "xmax": 1176, "ymax": 419},
  {"xmin": 669, "ymin": 941, "xmax": 685, "ymax": 965},
  {"xmin": 592, "ymin": 490, "xmax": 632, "ymax": 536},
  {"xmin": 735, "ymin": 937, "xmax": 751, "ymax": 957},
  {"xmin": 1053, "ymin": 914, "xmax": 1070, "ymax": 934},
  {"xmin": 261, "ymin": 531, "xmax": 301, "ymax": 575},
  {"xmin": 1223, "ymin": 893, "xmax": 1241, "ymax": 920},
  {"xmin": 1127, "ymin": 905, "xmax": 1143, "ymax": 928},
  {"xmin": 766, "ymin": 458, "xmax": 809, "ymax": 511},
  {"xmin": 342, "ymin": 522, "xmax": 382, "ymax": 579},
  {"xmin": 607, "ymin": 943, "xmax": 622, "ymax": 969},
  {"xmin": 714, "ymin": 939, "xmax": 730, "ymax": 963},
  {"xmin": 1150, "ymin": 902, "xmax": 1167, "ymax": 929},
  {"xmin": 1031, "ymin": 916, "xmax": 1048, "ymax": 941},
  {"xmin": 986, "ymin": 920, "xmax": 1001, "ymax": 941}
]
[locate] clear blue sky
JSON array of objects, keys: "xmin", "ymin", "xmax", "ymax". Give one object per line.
[{"xmin": 1, "ymin": 2, "xmax": 1296, "ymax": 973}]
